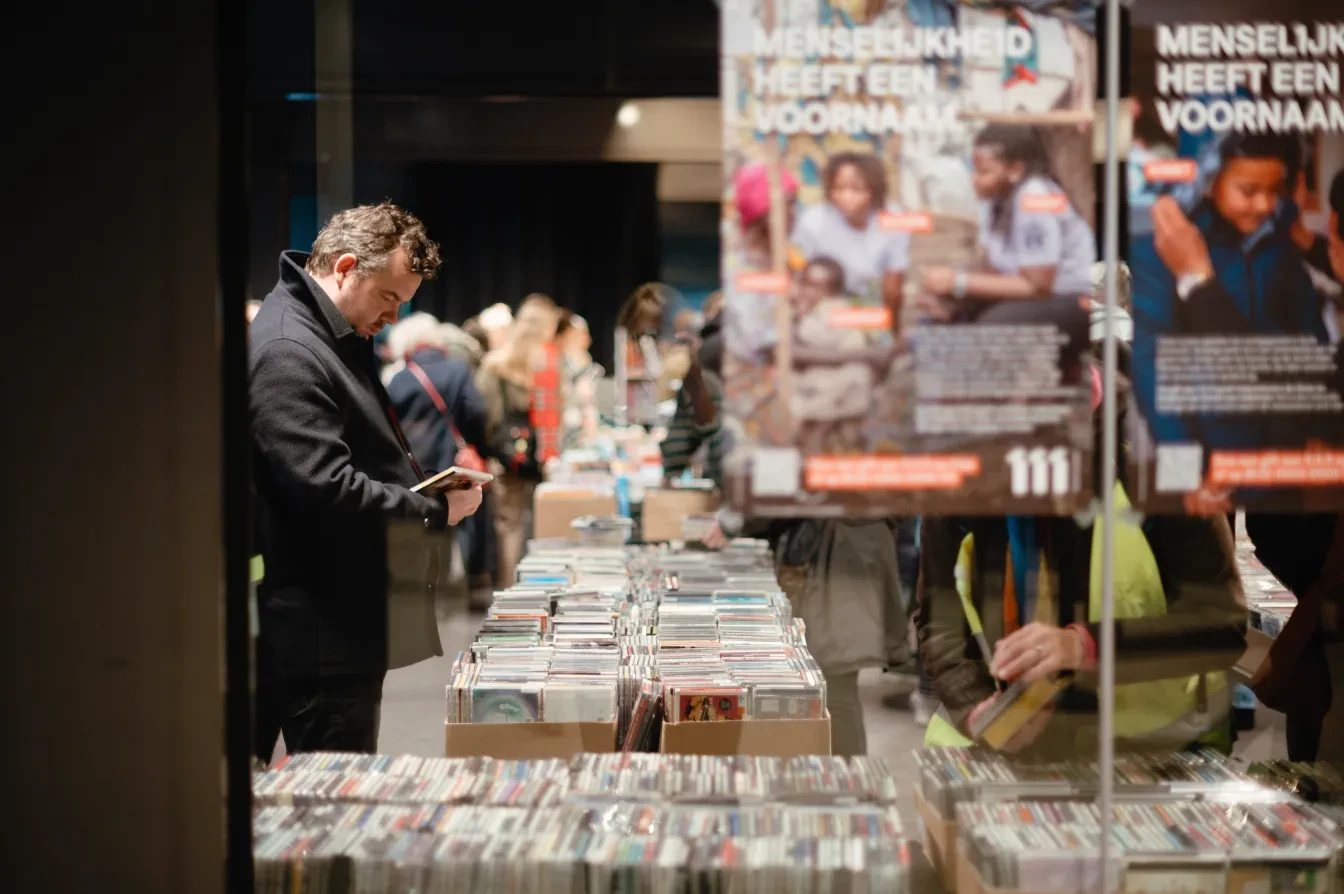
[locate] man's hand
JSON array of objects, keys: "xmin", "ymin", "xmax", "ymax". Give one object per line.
[
  {"xmin": 921, "ymin": 266, "xmax": 956, "ymax": 297},
  {"xmin": 446, "ymin": 485, "xmax": 484, "ymax": 525},
  {"xmin": 991, "ymin": 622, "xmax": 1086, "ymax": 684},
  {"xmin": 1152, "ymin": 196, "xmax": 1215, "ymax": 279}
]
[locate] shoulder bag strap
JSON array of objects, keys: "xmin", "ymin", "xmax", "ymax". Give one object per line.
[{"xmin": 407, "ymin": 360, "xmax": 468, "ymax": 452}]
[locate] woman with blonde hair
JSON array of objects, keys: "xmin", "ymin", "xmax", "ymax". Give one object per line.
[{"xmin": 476, "ymin": 294, "xmax": 561, "ymax": 586}]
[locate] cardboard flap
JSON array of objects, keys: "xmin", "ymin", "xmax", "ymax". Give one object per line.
[
  {"xmin": 659, "ymin": 716, "xmax": 831, "ymax": 757},
  {"xmin": 444, "ymin": 721, "xmax": 616, "ymax": 759}
]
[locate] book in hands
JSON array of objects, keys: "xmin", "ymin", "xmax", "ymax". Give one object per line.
[
  {"xmin": 969, "ymin": 674, "xmax": 1072, "ymax": 751},
  {"xmin": 411, "ymin": 466, "xmax": 495, "ymax": 494}
]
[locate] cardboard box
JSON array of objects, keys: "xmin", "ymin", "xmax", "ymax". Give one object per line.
[
  {"xmin": 532, "ymin": 485, "xmax": 618, "ymax": 540},
  {"xmin": 641, "ymin": 487, "xmax": 720, "ymax": 542},
  {"xmin": 444, "ymin": 721, "xmax": 616, "ymax": 759},
  {"xmin": 956, "ymin": 846, "xmax": 982, "ymax": 894},
  {"xmin": 658, "ymin": 716, "xmax": 831, "ymax": 757},
  {"xmin": 916, "ymin": 788, "xmax": 960, "ymax": 894}
]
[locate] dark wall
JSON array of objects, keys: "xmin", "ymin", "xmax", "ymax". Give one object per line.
[
  {"xmin": 8, "ymin": 1, "xmax": 232, "ymax": 890},
  {"xmin": 247, "ymin": 0, "xmax": 717, "ymax": 98},
  {"xmin": 397, "ymin": 162, "xmax": 663, "ymax": 370},
  {"xmin": 243, "ymin": 0, "xmax": 713, "ymax": 340}
]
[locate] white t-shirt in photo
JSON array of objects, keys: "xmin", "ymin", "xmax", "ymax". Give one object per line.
[
  {"xmin": 793, "ymin": 203, "xmax": 912, "ymax": 299},
  {"xmin": 977, "ymin": 175, "xmax": 1096, "ymax": 297}
]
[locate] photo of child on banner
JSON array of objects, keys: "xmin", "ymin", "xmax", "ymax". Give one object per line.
[{"xmin": 1127, "ymin": 14, "xmax": 1344, "ymax": 513}]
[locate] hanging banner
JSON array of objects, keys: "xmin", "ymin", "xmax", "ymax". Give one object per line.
[
  {"xmin": 1128, "ymin": 17, "xmax": 1344, "ymax": 513},
  {"xmin": 719, "ymin": 0, "xmax": 1098, "ymax": 516}
]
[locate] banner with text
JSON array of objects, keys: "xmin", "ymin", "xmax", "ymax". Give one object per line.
[
  {"xmin": 1128, "ymin": 18, "xmax": 1344, "ymax": 513},
  {"xmin": 720, "ymin": 0, "xmax": 1098, "ymax": 516}
]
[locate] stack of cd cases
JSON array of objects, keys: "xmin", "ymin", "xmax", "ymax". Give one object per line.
[
  {"xmin": 957, "ymin": 799, "xmax": 1339, "ymax": 894},
  {"xmin": 447, "ymin": 540, "xmax": 828, "ymax": 752},
  {"xmin": 253, "ymin": 751, "xmax": 913, "ymax": 894},
  {"xmin": 916, "ymin": 747, "xmax": 1272, "ymax": 822}
]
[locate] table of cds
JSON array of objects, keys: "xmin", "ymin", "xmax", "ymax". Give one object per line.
[
  {"xmin": 916, "ymin": 747, "xmax": 1344, "ymax": 894},
  {"xmin": 446, "ymin": 539, "xmax": 829, "ymax": 753},
  {"xmin": 253, "ymin": 752, "xmax": 910, "ymax": 893}
]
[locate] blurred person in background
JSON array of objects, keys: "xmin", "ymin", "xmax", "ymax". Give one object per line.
[
  {"xmin": 478, "ymin": 293, "xmax": 561, "ymax": 587},
  {"xmin": 440, "ymin": 320, "xmax": 486, "ymax": 370},
  {"xmin": 250, "ymin": 202, "xmax": 483, "ymax": 756},
  {"xmin": 556, "ymin": 311, "xmax": 600, "ymax": 451},
  {"xmin": 386, "ymin": 313, "xmax": 491, "ymax": 614},
  {"xmin": 618, "ymin": 282, "xmax": 692, "ymax": 403},
  {"xmin": 462, "ymin": 316, "xmax": 490, "ymax": 366},
  {"xmin": 556, "ymin": 311, "xmax": 595, "ymax": 378},
  {"xmin": 246, "ymin": 299, "xmax": 263, "ymax": 325},
  {"xmin": 479, "ymin": 302, "xmax": 515, "ymax": 352}
]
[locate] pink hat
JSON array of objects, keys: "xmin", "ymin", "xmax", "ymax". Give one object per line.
[{"xmin": 734, "ymin": 163, "xmax": 798, "ymax": 231}]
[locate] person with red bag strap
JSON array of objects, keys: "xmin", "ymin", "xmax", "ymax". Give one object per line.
[{"xmin": 385, "ymin": 312, "xmax": 490, "ymax": 476}]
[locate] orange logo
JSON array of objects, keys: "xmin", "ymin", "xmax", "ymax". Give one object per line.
[
  {"xmin": 1020, "ymin": 192, "xmax": 1069, "ymax": 214},
  {"xmin": 878, "ymin": 211, "xmax": 934, "ymax": 233},
  {"xmin": 735, "ymin": 272, "xmax": 791, "ymax": 294},
  {"xmin": 1143, "ymin": 159, "xmax": 1197, "ymax": 183}
]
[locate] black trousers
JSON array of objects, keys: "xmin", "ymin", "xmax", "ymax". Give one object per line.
[{"xmin": 254, "ymin": 640, "xmax": 385, "ymax": 760}]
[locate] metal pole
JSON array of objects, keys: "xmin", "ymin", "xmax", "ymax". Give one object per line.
[{"xmin": 1099, "ymin": 0, "xmax": 1121, "ymax": 889}]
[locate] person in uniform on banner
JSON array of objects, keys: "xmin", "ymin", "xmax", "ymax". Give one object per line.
[{"xmin": 719, "ymin": 0, "xmax": 1097, "ymax": 518}]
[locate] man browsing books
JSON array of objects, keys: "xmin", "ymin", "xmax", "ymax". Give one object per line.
[{"xmin": 249, "ymin": 203, "xmax": 482, "ymax": 757}]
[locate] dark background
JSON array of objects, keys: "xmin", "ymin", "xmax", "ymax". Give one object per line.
[{"xmin": 245, "ymin": 0, "xmax": 723, "ymax": 368}]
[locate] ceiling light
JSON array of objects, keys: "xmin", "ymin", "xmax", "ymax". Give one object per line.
[{"xmin": 617, "ymin": 102, "xmax": 641, "ymax": 128}]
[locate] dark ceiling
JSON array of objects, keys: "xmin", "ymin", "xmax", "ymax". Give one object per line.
[{"xmin": 247, "ymin": 0, "xmax": 720, "ymax": 99}]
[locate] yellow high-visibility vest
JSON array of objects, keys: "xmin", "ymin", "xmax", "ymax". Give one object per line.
[{"xmin": 925, "ymin": 485, "xmax": 1228, "ymax": 750}]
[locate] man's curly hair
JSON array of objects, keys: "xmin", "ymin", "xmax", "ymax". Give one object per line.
[{"xmin": 306, "ymin": 201, "xmax": 442, "ymax": 280}]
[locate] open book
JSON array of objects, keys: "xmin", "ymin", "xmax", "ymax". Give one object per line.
[{"xmin": 410, "ymin": 466, "xmax": 495, "ymax": 494}]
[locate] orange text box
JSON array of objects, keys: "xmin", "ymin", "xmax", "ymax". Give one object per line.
[
  {"xmin": 804, "ymin": 455, "xmax": 981, "ymax": 491},
  {"xmin": 1209, "ymin": 450, "xmax": 1344, "ymax": 486},
  {"xmin": 736, "ymin": 272, "xmax": 790, "ymax": 294},
  {"xmin": 1144, "ymin": 159, "xmax": 1197, "ymax": 183},
  {"xmin": 1020, "ymin": 192, "xmax": 1069, "ymax": 214},
  {"xmin": 827, "ymin": 306, "xmax": 892, "ymax": 330},
  {"xmin": 879, "ymin": 211, "xmax": 934, "ymax": 234}
]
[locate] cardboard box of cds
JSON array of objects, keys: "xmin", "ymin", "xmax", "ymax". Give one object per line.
[
  {"xmin": 659, "ymin": 715, "xmax": 831, "ymax": 757},
  {"xmin": 532, "ymin": 484, "xmax": 617, "ymax": 539},
  {"xmin": 444, "ymin": 720, "xmax": 617, "ymax": 759},
  {"xmin": 641, "ymin": 486, "xmax": 719, "ymax": 542}
]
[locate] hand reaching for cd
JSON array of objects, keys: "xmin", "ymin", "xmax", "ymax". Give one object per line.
[
  {"xmin": 966, "ymin": 692, "xmax": 1056, "ymax": 754},
  {"xmin": 991, "ymin": 622, "xmax": 1088, "ymax": 684}
]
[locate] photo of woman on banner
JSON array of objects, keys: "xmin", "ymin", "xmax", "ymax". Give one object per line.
[
  {"xmin": 792, "ymin": 151, "xmax": 910, "ymax": 336},
  {"xmin": 1129, "ymin": 132, "xmax": 1337, "ymax": 514},
  {"xmin": 914, "ymin": 123, "xmax": 1094, "ymax": 383}
]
